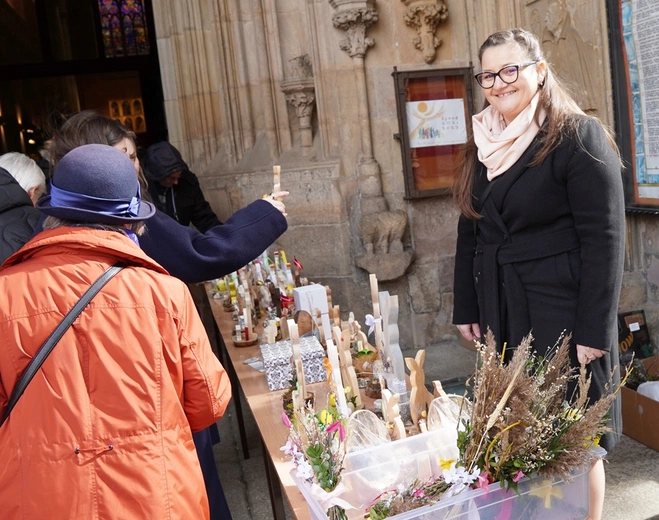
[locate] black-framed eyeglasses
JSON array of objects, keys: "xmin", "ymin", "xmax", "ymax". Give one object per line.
[{"xmin": 474, "ymin": 62, "xmax": 538, "ymax": 89}]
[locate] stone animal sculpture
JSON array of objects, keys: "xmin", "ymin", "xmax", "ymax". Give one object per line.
[{"xmin": 359, "ymin": 210, "xmax": 407, "ymax": 255}]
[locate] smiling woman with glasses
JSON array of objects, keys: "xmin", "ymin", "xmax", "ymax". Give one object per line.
[
  {"xmin": 452, "ymin": 28, "xmax": 624, "ymax": 520},
  {"xmin": 474, "ymin": 61, "xmax": 538, "ymax": 88}
]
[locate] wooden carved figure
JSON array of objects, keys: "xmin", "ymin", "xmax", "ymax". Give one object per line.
[
  {"xmin": 288, "ymin": 318, "xmax": 301, "ymax": 362},
  {"xmin": 405, "ymin": 350, "xmax": 434, "ymax": 426},
  {"xmin": 333, "ymin": 325, "xmax": 363, "ymax": 409},
  {"xmin": 381, "ymin": 389, "xmax": 406, "ymax": 440},
  {"xmin": 332, "ymin": 305, "xmax": 341, "ymax": 328},
  {"xmin": 368, "ymin": 274, "xmax": 386, "ymax": 360},
  {"xmin": 379, "ymin": 291, "xmax": 405, "ymax": 383},
  {"xmin": 292, "ymin": 359, "xmax": 306, "ymax": 413},
  {"xmin": 326, "ymin": 339, "xmax": 350, "ymax": 417}
]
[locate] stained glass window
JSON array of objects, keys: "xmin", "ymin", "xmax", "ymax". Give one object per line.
[{"xmin": 97, "ymin": 0, "xmax": 150, "ymax": 58}]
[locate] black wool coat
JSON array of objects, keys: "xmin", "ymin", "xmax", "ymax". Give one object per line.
[
  {"xmin": 0, "ymin": 168, "xmax": 41, "ymax": 265},
  {"xmin": 453, "ymin": 117, "xmax": 625, "ymax": 450},
  {"xmin": 144, "ymin": 142, "xmax": 222, "ymax": 233}
]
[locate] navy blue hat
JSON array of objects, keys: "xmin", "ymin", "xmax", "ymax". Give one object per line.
[{"xmin": 37, "ymin": 144, "xmax": 156, "ymax": 224}]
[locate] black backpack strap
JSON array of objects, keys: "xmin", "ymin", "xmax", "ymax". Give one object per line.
[{"xmin": 0, "ymin": 263, "xmax": 125, "ymax": 428}]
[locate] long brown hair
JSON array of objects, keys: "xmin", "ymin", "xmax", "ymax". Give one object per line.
[
  {"xmin": 49, "ymin": 111, "xmax": 151, "ymax": 195},
  {"xmin": 453, "ymin": 28, "xmax": 619, "ymax": 219}
]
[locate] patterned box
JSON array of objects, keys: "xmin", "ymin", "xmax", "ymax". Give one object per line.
[{"xmin": 259, "ymin": 336, "xmax": 327, "ymax": 391}]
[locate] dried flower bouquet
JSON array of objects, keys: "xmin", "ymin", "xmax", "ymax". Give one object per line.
[{"xmin": 367, "ymin": 331, "xmax": 622, "ymax": 519}]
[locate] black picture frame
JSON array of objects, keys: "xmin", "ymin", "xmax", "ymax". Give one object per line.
[{"xmin": 392, "ymin": 67, "xmax": 474, "ymax": 199}]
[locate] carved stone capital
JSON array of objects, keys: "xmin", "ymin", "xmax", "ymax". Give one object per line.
[
  {"xmin": 401, "ymin": 0, "xmax": 448, "ymax": 63},
  {"xmin": 281, "ymin": 78, "xmax": 316, "ymax": 153},
  {"xmin": 281, "ymin": 79, "xmax": 316, "ymax": 119},
  {"xmin": 329, "ymin": 2, "xmax": 379, "ymax": 59}
]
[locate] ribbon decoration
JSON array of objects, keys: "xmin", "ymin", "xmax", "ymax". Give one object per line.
[
  {"xmin": 364, "ymin": 314, "xmax": 382, "ymax": 337},
  {"xmin": 309, "ymin": 482, "xmax": 355, "ymax": 511}
]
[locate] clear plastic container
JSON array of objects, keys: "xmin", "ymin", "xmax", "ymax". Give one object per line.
[{"xmin": 292, "ymin": 427, "xmax": 589, "ymax": 520}]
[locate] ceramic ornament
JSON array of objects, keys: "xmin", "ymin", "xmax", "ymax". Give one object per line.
[{"xmin": 264, "ymin": 321, "xmax": 277, "ymax": 344}]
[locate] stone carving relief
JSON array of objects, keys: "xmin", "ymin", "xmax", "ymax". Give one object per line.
[
  {"xmin": 522, "ymin": 0, "xmax": 605, "ymax": 117},
  {"xmin": 401, "ymin": 0, "xmax": 449, "ymax": 64},
  {"xmin": 281, "ymin": 55, "xmax": 316, "ymax": 155},
  {"xmin": 330, "ymin": 3, "xmax": 379, "ymax": 59}
]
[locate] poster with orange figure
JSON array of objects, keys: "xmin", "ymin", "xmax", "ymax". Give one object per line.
[{"xmin": 406, "ymin": 99, "xmax": 467, "ymax": 149}]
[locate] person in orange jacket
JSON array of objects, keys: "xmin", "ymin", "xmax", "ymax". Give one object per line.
[{"xmin": 0, "ymin": 144, "xmax": 231, "ymax": 519}]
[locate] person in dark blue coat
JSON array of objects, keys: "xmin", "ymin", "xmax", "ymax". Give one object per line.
[
  {"xmin": 49, "ymin": 111, "xmax": 288, "ymax": 284},
  {"xmin": 46, "ymin": 111, "xmax": 289, "ymax": 520},
  {"xmin": 0, "ymin": 153, "xmax": 47, "ymax": 265},
  {"xmin": 143, "ymin": 141, "xmax": 223, "ymax": 233}
]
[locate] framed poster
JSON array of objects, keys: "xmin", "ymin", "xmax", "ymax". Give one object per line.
[
  {"xmin": 608, "ymin": 0, "xmax": 659, "ymax": 212},
  {"xmin": 393, "ymin": 67, "xmax": 474, "ymax": 199}
]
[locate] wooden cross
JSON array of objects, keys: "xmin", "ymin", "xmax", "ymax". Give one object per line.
[
  {"xmin": 273, "ymin": 165, "xmax": 281, "ymax": 193},
  {"xmin": 333, "ymin": 325, "xmax": 362, "ymax": 409},
  {"xmin": 369, "ymin": 274, "xmax": 385, "ymax": 361},
  {"xmin": 326, "ymin": 339, "xmax": 350, "ymax": 417}
]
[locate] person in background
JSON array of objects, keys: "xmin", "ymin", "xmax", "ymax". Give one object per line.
[
  {"xmin": 49, "ymin": 111, "xmax": 288, "ymax": 284},
  {"xmin": 0, "ymin": 152, "xmax": 47, "ymax": 264},
  {"xmin": 47, "ymin": 110, "xmax": 288, "ymax": 520},
  {"xmin": 452, "ymin": 29, "xmax": 624, "ymax": 520},
  {"xmin": 143, "ymin": 141, "xmax": 222, "ymax": 233},
  {"xmin": 0, "ymin": 144, "xmax": 231, "ymax": 519},
  {"xmin": 36, "ymin": 139, "xmax": 53, "ymax": 185}
]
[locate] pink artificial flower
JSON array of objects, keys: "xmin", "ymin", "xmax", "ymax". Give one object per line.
[
  {"xmin": 413, "ymin": 488, "xmax": 425, "ymax": 498},
  {"xmin": 282, "ymin": 411, "xmax": 292, "ymax": 429},
  {"xmin": 476, "ymin": 471, "xmax": 491, "ymax": 493},
  {"xmin": 326, "ymin": 420, "xmax": 346, "ymax": 442},
  {"xmin": 513, "ymin": 470, "xmax": 525, "ymax": 483}
]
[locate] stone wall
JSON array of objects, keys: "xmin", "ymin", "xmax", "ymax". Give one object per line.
[{"xmin": 151, "ymin": 0, "xmax": 654, "ymax": 350}]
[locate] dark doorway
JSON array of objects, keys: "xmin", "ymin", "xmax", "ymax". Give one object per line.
[{"xmin": 0, "ymin": 0, "xmax": 166, "ymax": 157}]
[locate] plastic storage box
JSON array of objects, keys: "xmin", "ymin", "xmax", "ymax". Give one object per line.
[{"xmin": 292, "ymin": 427, "xmax": 589, "ymax": 520}]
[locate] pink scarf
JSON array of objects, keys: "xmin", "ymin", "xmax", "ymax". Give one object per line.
[{"xmin": 472, "ymin": 92, "xmax": 546, "ymax": 180}]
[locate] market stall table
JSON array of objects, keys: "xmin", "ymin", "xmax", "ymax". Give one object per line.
[{"xmin": 206, "ymin": 285, "xmax": 312, "ymax": 520}]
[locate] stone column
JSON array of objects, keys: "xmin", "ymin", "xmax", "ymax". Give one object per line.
[
  {"xmin": 401, "ymin": 0, "xmax": 449, "ymax": 64},
  {"xmin": 329, "ymin": 0, "xmax": 414, "ymax": 281},
  {"xmin": 330, "ymin": 0, "xmax": 380, "ymax": 200}
]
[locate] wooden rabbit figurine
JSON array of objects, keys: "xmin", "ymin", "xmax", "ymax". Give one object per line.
[
  {"xmin": 381, "ymin": 388, "xmax": 406, "ymax": 440},
  {"xmin": 405, "ymin": 350, "xmax": 434, "ymax": 426}
]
